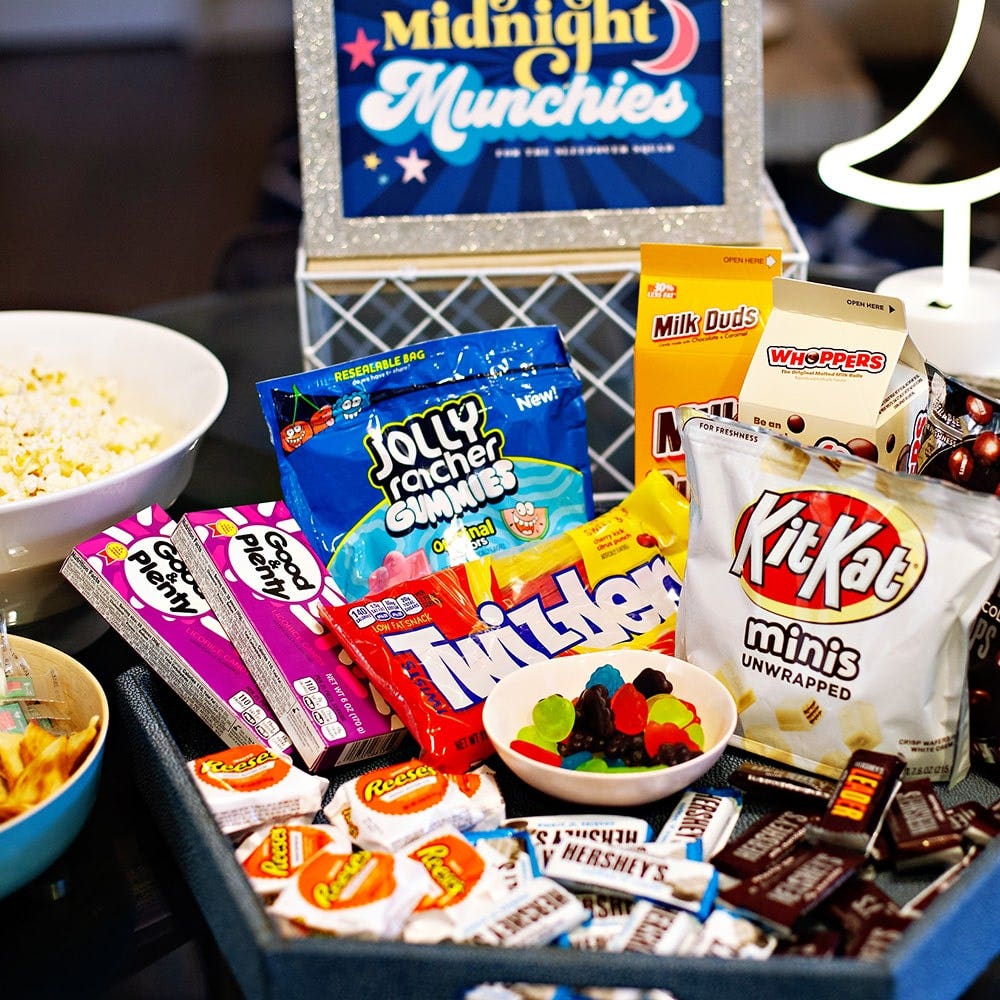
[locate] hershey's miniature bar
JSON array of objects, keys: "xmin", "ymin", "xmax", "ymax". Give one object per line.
[
  {"xmin": 886, "ymin": 779, "xmax": 965, "ymax": 869},
  {"xmin": 719, "ymin": 846, "xmax": 863, "ymax": 938}
]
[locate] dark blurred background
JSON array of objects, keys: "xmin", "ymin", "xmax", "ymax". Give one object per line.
[{"xmin": 0, "ymin": 0, "xmax": 997, "ymax": 314}]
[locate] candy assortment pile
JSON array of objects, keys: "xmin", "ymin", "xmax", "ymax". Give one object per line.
[
  {"xmin": 56, "ymin": 264, "xmax": 1000, "ymax": 987},
  {"xmin": 189, "ymin": 742, "xmax": 1000, "ymax": 979},
  {"xmin": 512, "ymin": 663, "xmax": 705, "ymax": 772}
]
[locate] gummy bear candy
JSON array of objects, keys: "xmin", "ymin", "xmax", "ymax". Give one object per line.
[
  {"xmin": 577, "ymin": 684, "xmax": 615, "ymax": 741},
  {"xmin": 516, "ymin": 725, "xmax": 558, "ymax": 754},
  {"xmin": 633, "ymin": 666, "xmax": 673, "ymax": 698},
  {"xmin": 647, "ymin": 694, "xmax": 694, "ymax": 729},
  {"xmin": 585, "ymin": 664, "xmax": 624, "ymax": 698},
  {"xmin": 532, "ymin": 694, "xmax": 576, "ymax": 743},
  {"xmin": 610, "ymin": 683, "xmax": 648, "ymax": 736}
]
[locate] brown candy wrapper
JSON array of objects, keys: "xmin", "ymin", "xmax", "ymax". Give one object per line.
[
  {"xmin": 808, "ymin": 749, "xmax": 905, "ymax": 855},
  {"xmin": 915, "ymin": 366, "xmax": 1000, "ymax": 775}
]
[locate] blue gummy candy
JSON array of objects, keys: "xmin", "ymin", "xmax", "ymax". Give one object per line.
[
  {"xmin": 586, "ymin": 664, "xmax": 624, "ymax": 697},
  {"xmin": 561, "ymin": 750, "xmax": 593, "ymax": 770}
]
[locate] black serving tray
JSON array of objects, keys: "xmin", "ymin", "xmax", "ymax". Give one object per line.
[{"xmin": 115, "ymin": 663, "xmax": 1000, "ymax": 1000}]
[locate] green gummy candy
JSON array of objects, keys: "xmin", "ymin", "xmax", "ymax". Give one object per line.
[
  {"xmin": 647, "ymin": 694, "xmax": 694, "ymax": 728},
  {"xmin": 515, "ymin": 725, "xmax": 558, "ymax": 753},
  {"xmin": 577, "ymin": 757, "xmax": 612, "ymax": 772},
  {"xmin": 685, "ymin": 722, "xmax": 706, "ymax": 749},
  {"xmin": 532, "ymin": 694, "xmax": 576, "ymax": 742}
]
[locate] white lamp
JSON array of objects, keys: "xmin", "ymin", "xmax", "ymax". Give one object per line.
[{"xmin": 817, "ymin": 0, "xmax": 1000, "ymax": 381}]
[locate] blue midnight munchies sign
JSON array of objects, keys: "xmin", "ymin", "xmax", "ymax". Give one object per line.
[{"xmin": 333, "ymin": 0, "xmax": 724, "ymax": 220}]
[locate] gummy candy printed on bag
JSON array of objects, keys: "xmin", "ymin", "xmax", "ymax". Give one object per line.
[
  {"xmin": 257, "ymin": 327, "xmax": 594, "ymax": 603},
  {"xmin": 320, "ymin": 472, "xmax": 689, "ymax": 773}
]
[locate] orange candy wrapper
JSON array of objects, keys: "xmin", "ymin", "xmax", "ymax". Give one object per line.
[{"xmin": 321, "ymin": 473, "xmax": 689, "ymax": 773}]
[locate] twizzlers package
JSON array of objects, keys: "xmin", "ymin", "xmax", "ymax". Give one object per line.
[
  {"xmin": 677, "ymin": 412, "xmax": 1000, "ymax": 784},
  {"xmin": 257, "ymin": 326, "xmax": 593, "ymax": 603},
  {"xmin": 321, "ymin": 472, "xmax": 690, "ymax": 773}
]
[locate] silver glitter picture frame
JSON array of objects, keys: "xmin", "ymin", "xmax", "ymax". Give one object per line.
[{"xmin": 293, "ymin": 1, "xmax": 764, "ymax": 260}]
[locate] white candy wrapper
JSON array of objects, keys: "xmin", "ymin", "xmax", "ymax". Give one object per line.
[
  {"xmin": 543, "ymin": 836, "xmax": 717, "ymax": 919},
  {"xmin": 401, "ymin": 825, "xmax": 512, "ymax": 944},
  {"xmin": 678, "ymin": 412, "xmax": 1000, "ymax": 784},
  {"xmin": 455, "ymin": 876, "xmax": 589, "ymax": 948},
  {"xmin": 503, "ymin": 814, "xmax": 653, "ymax": 869},
  {"xmin": 268, "ymin": 846, "xmax": 431, "ymax": 939},
  {"xmin": 323, "ymin": 758, "xmax": 504, "ymax": 853},
  {"xmin": 685, "ymin": 909, "xmax": 777, "ymax": 960},
  {"xmin": 236, "ymin": 822, "xmax": 351, "ymax": 896},
  {"xmin": 652, "ymin": 789, "xmax": 742, "ymax": 861},
  {"xmin": 188, "ymin": 744, "xmax": 329, "ymax": 837},
  {"xmin": 607, "ymin": 900, "xmax": 701, "ymax": 955}
]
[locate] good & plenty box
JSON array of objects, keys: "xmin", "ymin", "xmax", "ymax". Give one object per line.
[
  {"xmin": 171, "ymin": 500, "xmax": 406, "ymax": 771},
  {"xmin": 61, "ymin": 504, "xmax": 290, "ymax": 753}
]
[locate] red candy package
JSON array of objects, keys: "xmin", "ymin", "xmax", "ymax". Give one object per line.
[{"xmin": 321, "ymin": 473, "xmax": 689, "ymax": 772}]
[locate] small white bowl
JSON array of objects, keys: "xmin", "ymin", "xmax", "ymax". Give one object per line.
[
  {"xmin": 0, "ymin": 310, "xmax": 228, "ymax": 649},
  {"xmin": 482, "ymin": 649, "xmax": 737, "ymax": 807}
]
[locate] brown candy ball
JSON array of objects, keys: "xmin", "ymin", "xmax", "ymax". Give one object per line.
[
  {"xmin": 846, "ymin": 438, "xmax": 878, "ymax": 462},
  {"xmin": 949, "ymin": 446, "xmax": 975, "ymax": 484},
  {"xmin": 973, "ymin": 431, "xmax": 1000, "ymax": 466},
  {"xmin": 787, "ymin": 414, "xmax": 805, "ymax": 433},
  {"xmin": 967, "ymin": 395, "xmax": 994, "ymax": 425}
]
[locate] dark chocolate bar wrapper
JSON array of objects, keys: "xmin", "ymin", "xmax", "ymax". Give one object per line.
[
  {"xmin": 807, "ymin": 749, "xmax": 905, "ymax": 854},
  {"xmin": 947, "ymin": 800, "xmax": 1000, "ymax": 846},
  {"xmin": 719, "ymin": 845, "xmax": 863, "ymax": 938},
  {"xmin": 729, "ymin": 760, "xmax": 836, "ymax": 808},
  {"xmin": 900, "ymin": 846, "xmax": 981, "ymax": 918},
  {"xmin": 776, "ymin": 927, "xmax": 842, "ymax": 958},
  {"xmin": 713, "ymin": 810, "xmax": 817, "ymax": 881},
  {"xmin": 845, "ymin": 912, "xmax": 915, "ymax": 960},
  {"xmin": 822, "ymin": 877, "xmax": 901, "ymax": 941},
  {"xmin": 886, "ymin": 779, "xmax": 964, "ymax": 869}
]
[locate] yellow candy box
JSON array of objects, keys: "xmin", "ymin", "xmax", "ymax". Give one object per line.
[{"xmin": 633, "ymin": 243, "xmax": 783, "ymax": 496}]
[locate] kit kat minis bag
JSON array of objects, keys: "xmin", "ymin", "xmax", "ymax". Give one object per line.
[
  {"xmin": 258, "ymin": 327, "xmax": 593, "ymax": 602},
  {"xmin": 677, "ymin": 411, "xmax": 1000, "ymax": 785}
]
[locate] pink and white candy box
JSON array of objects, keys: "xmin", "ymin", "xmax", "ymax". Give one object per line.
[{"xmin": 172, "ymin": 501, "xmax": 406, "ymax": 771}]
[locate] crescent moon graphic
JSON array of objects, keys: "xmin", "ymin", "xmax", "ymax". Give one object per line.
[{"xmin": 632, "ymin": 0, "xmax": 700, "ymax": 76}]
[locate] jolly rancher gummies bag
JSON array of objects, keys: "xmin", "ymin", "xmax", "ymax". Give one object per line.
[
  {"xmin": 677, "ymin": 410, "xmax": 1000, "ymax": 785},
  {"xmin": 257, "ymin": 326, "xmax": 593, "ymax": 602}
]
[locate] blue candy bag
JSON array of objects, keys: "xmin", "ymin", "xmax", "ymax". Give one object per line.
[{"xmin": 257, "ymin": 326, "xmax": 594, "ymax": 602}]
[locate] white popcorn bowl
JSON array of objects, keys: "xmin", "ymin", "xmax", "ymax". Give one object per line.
[
  {"xmin": 482, "ymin": 649, "xmax": 738, "ymax": 807},
  {"xmin": 0, "ymin": 310, "xmax": 228, "ymax": 650}
]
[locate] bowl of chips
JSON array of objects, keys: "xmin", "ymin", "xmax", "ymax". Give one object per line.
[
  {"xmin": 0, "ymin": 310, "xmax": 228, "ymax": 651},
  {"xmin": 482, "ymin": 649, "xmax": 737, "ymax": 806},
  {"xmin": 0, "ymin": 635, "xmax": 108, "ymax": 899}
]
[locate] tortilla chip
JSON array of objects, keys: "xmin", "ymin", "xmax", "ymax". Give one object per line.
[
  {"xmin": 64, "ymin": 716, "xmax": 99, "ymax": 775},
  {"xmin": 20, "ymin": 720, "xmax": 58, "ymax": 765},
  {"xmin": 0, "ymin": 715, "xmax": 102, "ymax": 824},
  {"xmin": 10, "ymin": 734, "xmax": 71, "ymax": 811},
  {"xmin": 0, "ymin": 731, "xmax": 24, "ymax": 786}
]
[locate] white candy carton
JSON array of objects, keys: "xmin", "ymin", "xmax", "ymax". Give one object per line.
[{"xmin": 739, "ymin": 278, "xmax": 928, "ymax": 472}]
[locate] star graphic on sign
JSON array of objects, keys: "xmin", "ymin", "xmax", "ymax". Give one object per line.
[
  {"xmin": 341, "ymin": 27, "xmax": 379, "ymax": 71},
  {"xmin": 395, "ymin": 148, "xmax": 431, "ymax": 183},
  {"xmin": 363, "ymin": 152, "xmax": 382, "ymax": 171}
]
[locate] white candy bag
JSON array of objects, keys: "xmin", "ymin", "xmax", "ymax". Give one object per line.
[{"xmin": 677, "ymin": 412, "xmax": 1000, "ymax": 784}]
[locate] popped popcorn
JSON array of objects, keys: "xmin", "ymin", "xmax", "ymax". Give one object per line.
[{"xmin": 0, "ymin": 365, "xmax": 162, "ymax": 502}]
